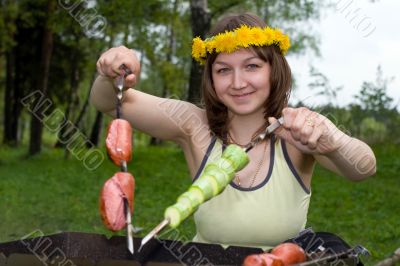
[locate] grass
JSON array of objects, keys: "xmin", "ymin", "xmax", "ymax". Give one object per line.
[{"xmin": 0, "ymin": 141, "xmax": 398, "ymax": 265}]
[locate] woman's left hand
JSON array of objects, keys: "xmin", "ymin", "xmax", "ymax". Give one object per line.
[{"xmin": 269, "ymin": 107, "xmax": 347, "ymax": 155}]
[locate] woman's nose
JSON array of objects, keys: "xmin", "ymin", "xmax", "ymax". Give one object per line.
[{"xmin": 232, "ymin": 70, "xmax": 247, "ymax": 90}]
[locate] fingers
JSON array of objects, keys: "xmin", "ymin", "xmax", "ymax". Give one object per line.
[
  {"xmin": 281, "ymin": 107, "xmax": 325, "ymax": 150},
  {"xmin": 124, "ymin": 74, "xmax": 137, "ymax": 88},
  {"xmin": 268, "ymin": 117, "xmax": 292, "ymax": 142},
  {"xmin": 307, "ymin": 125, "xmax": 323, "ymax": 149},
  {"xmin": 96, "ymin": 46, "xmax": 141, "ymax": 88}
]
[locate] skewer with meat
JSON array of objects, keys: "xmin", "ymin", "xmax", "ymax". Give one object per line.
[
  {"xmin": 100, "ymin": 172, "xmax": 135, "ymax": 231},
  {"xmin": 105, "ymin": 118, "xmax": 132, "ymax": 167},
  {"xmin": 99, "ymin": 65, "xmax": 136, "ymax": 253}
]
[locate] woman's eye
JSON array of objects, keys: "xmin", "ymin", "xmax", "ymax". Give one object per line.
[
  {"xmin": 246, "ymin": 64, "xmax": 259, "ymax": 70},
  {"xmin": 216, "ymin": 68, "xmax": 230, "ymax": 74}
]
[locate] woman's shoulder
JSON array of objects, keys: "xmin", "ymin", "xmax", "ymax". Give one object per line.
[
  {"xmin": 276, "ymin": 137, "xmax": 315, "ymax": 187},
  {"xmin": 174, "ymin": 102, "xmax": 212, "ymax": 152}
]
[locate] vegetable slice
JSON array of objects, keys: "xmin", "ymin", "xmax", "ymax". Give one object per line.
[
  {"xmin": 204, "ymin": 164, "xmax": 230, "ymax": 187},
  {"xmin": 223, "ymin": 144, "xmax": 249, "ymax": 171},
  {"xmin": 164, "ymin": 202, "xmax": 191, "ymax": 228}
]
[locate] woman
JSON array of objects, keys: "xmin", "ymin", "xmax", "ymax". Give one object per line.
[{"xmin": 91, "ymin": 13, "xmax": 376, "ymax": 250}]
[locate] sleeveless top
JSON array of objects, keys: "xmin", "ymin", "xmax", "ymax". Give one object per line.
[{"xmin": 192, "ymin": 135, "xmax": 311, "ymax": 250}]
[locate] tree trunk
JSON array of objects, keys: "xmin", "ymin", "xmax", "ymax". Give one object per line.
[
  {"xmin": 88, "ymin": 111, "xmax": 103, "ymax": 147},
  {"xmin": 86, "ymin": 34, "xmax": 115, "ymax": 148},
  {"xmin": 2, "ymin": 1, "xmax": 20, "ymax": 146},
  {"xmin": 73, "ymin": 72, "xmax": 97, "ymax": 131},
  {"xmin": 3, "ymin": 49, "xmax": 20, "ymax": 146},
  {"xmin": 29, "ymin": 0, "xmax": 55, "ymax": 155},
  {"xmin": 188, "ymin": 0, "xmax": 211, "ymax": 104},
  {"xmin": 55, "ymin": 46, "xmax": 80, "ymax": 148},
  {"xmin": 150, "ymin": 0, "xmax": 179, "ymax": 146}
]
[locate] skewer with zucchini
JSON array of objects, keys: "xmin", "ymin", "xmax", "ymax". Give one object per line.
[{"xmin": 164, "ymin": 144, "xmax": 249, "ymax": 228}]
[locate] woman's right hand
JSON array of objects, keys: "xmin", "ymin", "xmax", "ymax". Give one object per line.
[{"xmin": 96, "ymin": 46, "xmax": 141, "ymax": 89}]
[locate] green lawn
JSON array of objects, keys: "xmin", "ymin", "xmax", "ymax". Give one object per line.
[{"xmin": 0, "ymin": 141, "xmax": 398, "ymax": 265}]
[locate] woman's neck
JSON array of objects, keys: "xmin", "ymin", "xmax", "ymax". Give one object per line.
[{"xmin": 228, "ymin": 111, "xmax": 267, "ymax": 145}]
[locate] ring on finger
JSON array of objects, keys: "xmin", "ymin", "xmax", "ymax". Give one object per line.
[{"xmin": 305, "ymin": 116, "xmax": 315, "ymax": 127}]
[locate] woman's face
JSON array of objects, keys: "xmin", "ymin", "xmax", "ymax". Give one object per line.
[{"xmin": 211, "ymin": 48, "xmax": 271, "ymax": 117}]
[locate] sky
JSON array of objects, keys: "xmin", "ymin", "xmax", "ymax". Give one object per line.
[{"xmin": 286, "ymin": 0, "xmax": 400, "ymax": 108}]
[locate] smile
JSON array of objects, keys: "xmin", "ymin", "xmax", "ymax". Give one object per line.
[{"xmin": 232, "ymin": 92, "xmax": 254, "ymax": 98}]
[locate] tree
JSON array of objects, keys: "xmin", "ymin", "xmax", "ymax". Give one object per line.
[
  {"xmin": 1, "ymin": 1, "xmax": 19, "ymax": 145},
  {"xmin": 308, "ymin": 66, "xmax": 343, "ymax": 107},
  {"xmin": 188, "ymin": 0, "xmax": 211, "ymax": 104},
  {"xmin": 29, "ymin": 0, "xmax": 56, "ymax": 155},
  {"xmin": 353, "ymin": 65, "xmax": 399, "ymax": 142},
  {"xmin": 355, "ymin": 66, "xmax": 394, "ymax": 116}
]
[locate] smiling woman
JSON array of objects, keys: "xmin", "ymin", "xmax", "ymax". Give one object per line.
[
  {"xmin": 211, "ymin": 49, "xmax": 272, "ymax": 116},
  {"xmin": 90, "ymin": 12, "xmax": 376, "ymax": 252}
]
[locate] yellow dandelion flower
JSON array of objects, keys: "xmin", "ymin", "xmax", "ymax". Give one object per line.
[
  {"xmin": 251, "ymin": 27, "xmax": 267, "ymax": 46},
  {"xmin": 263, "ymin": 27, "xmax": 275, "ymax": 46},
  {"xmin": 214, "ymin": 32, "xmax": 236, "ymax": 53},
  {"xmin": 192, "ymin": 37, "xmax": 206, "ymax": 60},
  {"xmin": 280, "ymin": 36, "xmax": 290, "ymax": 54},
  {"xmin": 236, "ymin": 25, "xmax": 252, "ymax": 48},
  {"xmin": 206, "ymin": 39, "xmax": 216, "ymax": 54}
]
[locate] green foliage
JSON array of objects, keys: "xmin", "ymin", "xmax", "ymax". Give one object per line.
[
  {"xmin": 308, "ymin": 66, "xmax": 343, "ymax": 107},
  {"xmin": 306, "ymin": 65, "xmax": 399, "ymax": 145},
  {"xmin": 359, "ymin": 117, "xmax": 387, "ymax": 144},
  {"xmin": 349, "ymin": 66, "xmax": 399, "ymax": 143},
  {"xmin": 0, "ymin": 1, "xmax": 18, "ymax": 52},
  {"xmin": 309, "ymin": 143, "xmax": 400, "ymax": 265},
  {"xmin": 355, "ymin": 66, "xmax": 394, "ymax": 115}
]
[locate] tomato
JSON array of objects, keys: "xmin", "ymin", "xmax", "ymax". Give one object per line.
[
  {"xmin": 243, "ymin": 253, "xmax": 284, "ymax": 266},
  {"xmin": 243, "ymin": 254, "xmax": 265, "ymax": 266},
  {"xmin": 271, "ymin": 243, "xmax": 306, "ymax": 265}
]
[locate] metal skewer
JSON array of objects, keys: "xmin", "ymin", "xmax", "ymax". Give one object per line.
[
  {"xmin": 138, "ymin": 218, "xmax": 170, "ymax": 253},
  {"xmin": 137, "ymin": 117, "xmax": 284, "ymax": 252},
  {"xmin": 120, "ymin": 160, "xmax": 128, "ymax": 172},
  {"xmin": 116, "ymin": 64, "xmax": 132, "ymax": 119},
  {"xmin": 244, "ymin": 117, "xmax": 284, "ymax": 152},
  {"xmin": 124, "ymin": 199, "xmax": 134, "ymax": 254},
  {"xmin": 115, "ymin": 64, "xmax": 135, "ymax": 254}
]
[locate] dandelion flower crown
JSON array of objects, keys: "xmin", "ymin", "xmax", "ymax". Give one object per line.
[{"xmin": 191, "ymin": 25, "xmax": 290, "ymax": 64}]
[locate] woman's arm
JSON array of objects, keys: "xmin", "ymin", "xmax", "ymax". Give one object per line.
[
  {"xmin": 313, "ymin": 131, "xmax": 376, "ymax": 181},
  {"xmin": 269, "ymin": 107, "xmax": 376, "ymax": 181},
  {"xmin": 90, "ymin": 46, "xmax": 205, "ymax": 145}
]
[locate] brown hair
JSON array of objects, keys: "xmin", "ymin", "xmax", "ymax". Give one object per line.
[{"xmin": 201, "ymin": 13, "xmax": 292, "ymax": 141}]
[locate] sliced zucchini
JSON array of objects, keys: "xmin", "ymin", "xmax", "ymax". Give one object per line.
[
  {"xmin": 176, "ymin": 194, "xmax": 195, "ymax": 213},
  {"xmin": 222, "ymin": 144, "xmax": 249, "ymax": 171},
  {"xmin": 193, "ymin": 174, "xmax": 219, "ymax": 199},
  {"xmin": 204, "ymin": 163, "xmax": 230, "ymax": 187},
  {"xmin": 177, "ymin": 188, "xmax": 203, "ymax": 211},
  {"xmin": 215, "ymin": 157, "xmax": 235, "ymax": 177},
  {"xmin": 201, "ymin": 174, "xmax": 220, "ymax": 196},
  {"xmin": 164, "ymin": 202, "xmax": 191, "ymax": 228},
  {"xmin": 188, "ymin": 186, "xmax": 205, "ymax": 204}
]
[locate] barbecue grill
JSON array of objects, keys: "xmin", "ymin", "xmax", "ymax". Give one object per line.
[{"xmin": 0, "ymin": 231, "xmax": 365, "ymax": 265}]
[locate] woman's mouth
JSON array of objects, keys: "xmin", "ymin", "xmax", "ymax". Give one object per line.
[{"xmin": 232, "ymin": 91, "xmax": 254, "ymax": 99}]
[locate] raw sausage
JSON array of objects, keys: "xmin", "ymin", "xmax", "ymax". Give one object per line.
[
  {"xmin": 100, "ymin": 172, "xmax": 135, "ymax": 231},
  {"xmin": 106, "ymin": 119, "xmax": 132, "ymax": 166}
]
